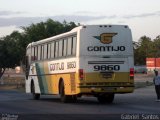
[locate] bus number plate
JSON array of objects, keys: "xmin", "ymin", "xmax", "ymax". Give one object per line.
[{"xmin": 94, "ymin": 65, "xmax": 120, "ymax": 71}]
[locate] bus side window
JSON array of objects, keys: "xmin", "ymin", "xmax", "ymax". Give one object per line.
[
  {"xmin": 63, "ymin": 39, "xmax": 67, "ymax": 57},
  {"xmin": 38, "ymin": 45, "xmax": 41, "ymax": 60},
  {"xmin": 72, "ymin": 36, "xmax": 77, "ymax": 55},
  {"xmin": 44, "ymin": 44, "xmax": 47, "ymax": 59},
  {"xmin": 55, "ymin": 41, "xmax": 59, "ymax": 58},
  {"xmin": 51, "ymin": 42, "xmax": 55, "ymax": 58},
  {"xmin": 48, "ymin": 43, "xmax": 51, "ymax": 59},
  {"xmin": 59, "ymin": 40, "xmax": 63, "ymax": 57},
  {"xmin": 41, "ymin": 45, "xmax": 44, "ymax": 60},
  {"xmin": 67, "ymin": 37, "xmax": 72, "ymax": 56},
  {"xmin": 34, "ymin": 46, "xmax": 38, "ymax": 60},
  {"xmin": 31, "ymin": 47, "xmax": 35, "ymax": 61}
]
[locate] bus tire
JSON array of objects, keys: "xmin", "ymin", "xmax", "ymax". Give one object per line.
[
  {"xmin": 31, "ymin": 81, "xmax": 40, "ymax": 100},
  {"xmin": 97, "ymin": 93, "xmax": 114, "ymax": 104},
  {"xmin": 60, "ymin": 81, "xmax": 69, "ymax": 103},
  {"xmin": 59, "ymin": 81, "xmax": 77, "ymax": 103}
]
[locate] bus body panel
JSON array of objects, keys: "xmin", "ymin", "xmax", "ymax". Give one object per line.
[{"xmin": 26, "ymin": 58, "xmax": 79, "ymax": 95}]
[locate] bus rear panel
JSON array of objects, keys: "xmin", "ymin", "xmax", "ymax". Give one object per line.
[{"xmin": 77, "ymin": 25, "xmax": 134, "ymax": 96}]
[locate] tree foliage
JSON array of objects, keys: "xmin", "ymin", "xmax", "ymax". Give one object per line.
[
  {"xmin": 0, "ymin": 32, "xmax": 22, "ymax": 78},
  {"xmin": 134, "ymin": 35, "xmax": 160, "ymax": 65},
  {"xmin": 0, "ymin": 19, "xmax": 77, "ymax": 78}
]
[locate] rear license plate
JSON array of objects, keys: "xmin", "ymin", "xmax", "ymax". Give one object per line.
[
  {"xmin": 102, "ymin": 87, "xmax": 115, "ymax": 92},
  {"xmin": 100, "ymin": 71, "xmax": 114, "ymax": 79}
]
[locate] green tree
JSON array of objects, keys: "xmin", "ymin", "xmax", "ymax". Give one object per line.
[
  {"xmin": 22, "ymin": 19, "xmax": 77, "ymax": 43},
  {"xmin": 0, "ymin": 19, "xmax": 77, "ymax": 79},
  {"xmin": 0, "ymin": 40, "xmax": 7, "ymax": 79},
  {"xmin": 0, "ymin": 32, "xmax": 22, "ymax": 79},
  {"xmin": 153, "ymin": 35, "xmax": 160, "ymax": 57},
  {"xmin": 134, "ymin": 36, "xmax": 153, "ymax": 65}
]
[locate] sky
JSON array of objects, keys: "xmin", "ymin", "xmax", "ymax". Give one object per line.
[{"xmin": 0, "ymin": 0, "xmax": 160, "ymax": 41}]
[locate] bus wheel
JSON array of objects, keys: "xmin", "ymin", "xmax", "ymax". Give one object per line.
[
  {"xmin": 31, "ymin": 82, "xmax": 40, "ymax": 100},
  {"xmin": 60, "ymin": 81, "xmax": 69, "ymax": 103},
  {"xmin": 59, "ymin": 81, "xmax": 77, "ymax": 103},
  {"xmin": 97, "ymin": 94, "xmax": 114, "ymax": 104}
]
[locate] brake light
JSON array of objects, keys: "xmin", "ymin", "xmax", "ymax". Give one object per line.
[
  {"xmin": 130, "ymin": 68, "xmax": 134, "ymax": 77},
  {"xmin": 79, "ymin": 69, "xmax": 84, "ymax": 80}
]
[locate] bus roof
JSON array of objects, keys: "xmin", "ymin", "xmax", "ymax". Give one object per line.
[
  {"xmin": 26, "ymin": 26, "xmax": 83, "ymax": 48},
  {"xmin": 26, "ymin": 25, "xmax": 129, "ymax": 48}
]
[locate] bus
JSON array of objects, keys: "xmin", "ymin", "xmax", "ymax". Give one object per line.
[{"xmin": 25, "ymin": 25, "xmax": 134, "ymax": 103}]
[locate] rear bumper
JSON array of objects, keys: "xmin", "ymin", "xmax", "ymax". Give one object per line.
[{"xmin": 77, "ymin": 86, "xmax": 134, "ymax": 94}]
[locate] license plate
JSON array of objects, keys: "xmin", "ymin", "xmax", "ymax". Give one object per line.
[
  {"xmin": 102, "ymin": 87, "xmax": 115, "ymax": 92},
  {"xmin": 100, "ymin": 71, "xmax": 114, "ymax": 79}
]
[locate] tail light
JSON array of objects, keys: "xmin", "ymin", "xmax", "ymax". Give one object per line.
[
  {"xmin": 130, "ymin": 68, "xmax": 134, "ymax": 78},
  {"xmin": 79, "ymin": 69, "xmax": 84, "ymax": 80}
]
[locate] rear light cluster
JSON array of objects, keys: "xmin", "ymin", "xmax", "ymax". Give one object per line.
[
  {"xmin": 79, "ymin": 69, "xmax": 84, "ymax": 80},
  {"xmin": 130, "ymin": 68, "xmax": 134, "ymax": 78}
]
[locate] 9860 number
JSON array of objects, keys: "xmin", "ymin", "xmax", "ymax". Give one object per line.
[{"xmin": 94, "ymin": 65, "xmax": 120, "ymax": 71}]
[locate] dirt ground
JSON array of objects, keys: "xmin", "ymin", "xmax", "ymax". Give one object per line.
[
  {"xmin": 134, "ymin": 72, "xmax": 154, "ymax": 84},
  {"xmin": 0, "ymin": 73, "xmax": 155, "ymax": 91},
  {"xmin": 0, "ymin": 85, "xmax": 18, "ymax": 90},
  {"xmin": 0, "ymin": 76, "xmax": 25, "ymax": 91}
]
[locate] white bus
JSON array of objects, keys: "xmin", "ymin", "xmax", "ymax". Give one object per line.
[{"xmin": 25, "ymin": 25, "xmax": 134, "ymax": 103}]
